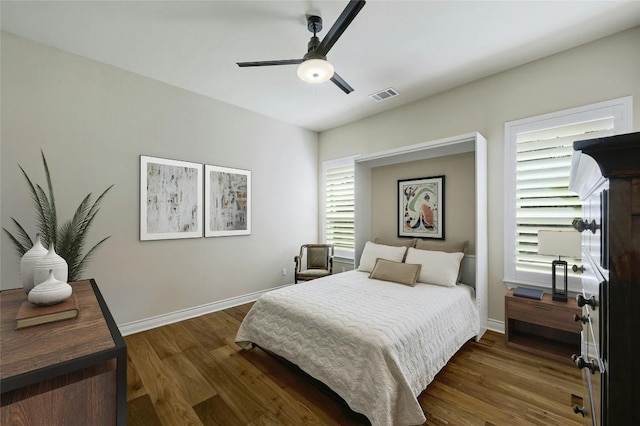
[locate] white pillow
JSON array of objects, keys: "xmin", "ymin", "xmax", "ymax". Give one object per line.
[
  {"xmin": 357, "ymin": 241, "xmax": 407, "ymax": 272},
  {"xmin": 404, "ymin": 247, "xmax": 464, "ymax": 287}
]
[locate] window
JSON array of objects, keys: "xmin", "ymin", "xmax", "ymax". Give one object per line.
[
  {"xmin": 504, "ymin": 97, "xmax": 632, "ymax": 290},
  {"xmin": 322, "ymin": 156, "xmax": 356, "ymax": 259}
]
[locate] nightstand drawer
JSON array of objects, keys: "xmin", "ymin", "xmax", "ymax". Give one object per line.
[{"xmin": 507, "ymin": 298, "xmax": 581, "ymax": 333}]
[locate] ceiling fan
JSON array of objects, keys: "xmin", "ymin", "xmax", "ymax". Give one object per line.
[{"xmin": 236, "ymin": 0, "xmax": 366, "ymax": 94}]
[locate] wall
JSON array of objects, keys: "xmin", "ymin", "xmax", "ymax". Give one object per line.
[
  {"xmin": 1, "ymin": 32, "xmax": 318, "ymax": 325},
  {"xmin": 371, "ymin": 152, "xmax": 475, "ymax": 253},
  {"xmin": 319, "ymin": 27, "xmax": 640, "ymax": 325}
]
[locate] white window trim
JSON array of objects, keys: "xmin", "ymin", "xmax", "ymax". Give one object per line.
[
  {"xmin": 321, "ymin": 155, "xmax": 359, "ymax": 260},
  {"xmin": 503, "ymin": 96, "xmax": 632, "ymax": 291}
]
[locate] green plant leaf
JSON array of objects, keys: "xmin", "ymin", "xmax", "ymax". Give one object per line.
[
  {"xmin": 69, "ymin": 236, "xmax": 111, "ymax": 281},
  {"xmin": 41, "ymin": 150, "xmax": 58, "ymax": 244},
  {"xmin": 5, "ymin": 152, "xmax": 112, "ymax": 282},
  {"xmin": 2, "ymin": 218, "xmax": 34, "ymax": 256}
]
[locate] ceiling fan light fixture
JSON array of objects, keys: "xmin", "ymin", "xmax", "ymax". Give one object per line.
[{"xmin": 297, "ymin": 59, "xmax": 334, "ymax": 83}]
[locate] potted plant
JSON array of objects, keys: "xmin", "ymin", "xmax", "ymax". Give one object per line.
[{"xmin": 3, "ymin": 151, "xmax": 113, "ymax": 282}]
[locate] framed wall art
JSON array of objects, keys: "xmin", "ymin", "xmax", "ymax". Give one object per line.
[
  {"xmin": 204, "ymin": 165, "xmax": 251, "ymax": 237},
  {"xmin": 140, "ymin": 155, "xmax": 203, "ymax": 241},
  {"xmin": 398, "ymin": 175, "xmax": 445, "ymax": 239}
]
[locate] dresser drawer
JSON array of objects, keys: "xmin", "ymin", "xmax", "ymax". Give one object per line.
[
  {"xmin": 574, "ymin": 335, "xmax": 602, "ymax": 426},
  {"xmin": 507, "ymin": 298, "xmax": 581, "ymax": 333},
  {"xmin": 578, "ymin": 251, "xmax": 606, "ymax": 365},
  {"xmin": 576, "ymin": 365, "xmax": 599, "ymax": 426}
]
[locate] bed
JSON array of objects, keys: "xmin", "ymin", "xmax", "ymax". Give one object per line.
[{"xmin": 236, "ymin": 242, "xmax": 481, "ymax": 426}]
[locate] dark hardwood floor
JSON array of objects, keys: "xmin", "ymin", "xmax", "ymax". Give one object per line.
[{"xmin": 126, "ymin": 303, "xmax": 585, "ymax": 425}]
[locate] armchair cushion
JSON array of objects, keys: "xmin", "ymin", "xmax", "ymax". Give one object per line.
[
  {"xmin": 307, "ymin": 246, "xmax": 330, "ymax": 269},
  {"xmin": 297, "ymin": 269, "xmax": 331, "ymax": 279}
]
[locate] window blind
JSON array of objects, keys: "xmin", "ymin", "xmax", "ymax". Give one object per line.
[
  {"xmin": 324, "ymin": 163, "xmax": 355, "ymax": 256},
  {"xmin": 514, "ymin": 118, "xmax": 613, "ymax": 274}
]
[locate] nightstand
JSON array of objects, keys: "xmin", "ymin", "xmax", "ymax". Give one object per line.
[
  {"xmin": 1, "ymin": 279, "xmax": 127, "ymax": 425},
  {"xmin": 505, "ymin": 288, "xmax": 581, "ymax": 365}
]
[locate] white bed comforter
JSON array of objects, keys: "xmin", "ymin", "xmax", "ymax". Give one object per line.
[{"xmin": 235, "ymin": 270, "xmax": 479, "ymax": 426}]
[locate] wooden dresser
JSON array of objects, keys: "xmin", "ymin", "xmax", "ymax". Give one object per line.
[
  {"xmin": 1, "ymin": 279, "xmax": 126, "ymax": 425},
  {"xmin": 568, "ymin": 131, "xmax": 640, "ymax": 425}
]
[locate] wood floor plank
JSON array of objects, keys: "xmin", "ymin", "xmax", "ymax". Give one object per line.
[
  {"xmin": 162, "ymin": 352, "xmax": 217, "ymax": 407},
  {"xmin": 193, "ymin": 394, "xmax": 245, "ymax": 426},
  {"xmin": 421, "ymin": 393, "xmax": 485, "ymax": 426},
  {"xmin": 183, "ymin": 345, "xmax": 267, "ymax": 424},
  {"xmin": 145, "ymin": 321, "xmax": 200, "ymax": 360},
  {"xmin": 237, "ymin": 347, "xmax": 369, "ymax": 425},
  {"xmin": 127, "ymin": 304, "xmax": 586, "ymax": 426},
  {"xmin": 128, "ymin": 395, "xmax": 163, "ymax": 426},
  {"xmin": 181, "ymin": 315, "xmax": 227, "ymax": 352},
  {"xmin": 425, "ymin": 381, "xmax": 526, "ymax": 425},
  {"xmin": 126, "ymin": 332, "xmax": 203, "ymax": 425},
  {"xmin": 126, "ymin": 351, "xmax": 146, "ymax": 402},
  {"xmin": 208, "ymin": 345, "xmax": 325, "ymax": 425},
  {"xmin": 225, "ymin": 304, "xmax": 252, "ymax": 323}
]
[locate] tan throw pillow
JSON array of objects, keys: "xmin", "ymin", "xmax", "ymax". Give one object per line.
[
  {"xmin": 369, "ymin": 258, "xmax": 421, "ymax": 287},
  {"xmin": 404, "ymin": 247, "xmax": 464, "ymax": 287},
  {"xmin": 374, "ymin": 237, "xmax": 417, "ymax": 248},
  {"xmin": 358, "ymin": 241, "xmax": 407, "ymax": 273},
  {"xmin": 415, "ymin": 239, "xmax": 469, "ymax": 253}
]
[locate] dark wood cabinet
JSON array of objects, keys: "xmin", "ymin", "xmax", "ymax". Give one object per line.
[
  {"xmin": 1, "ymin": 279, "xmax": 126, "ymax": 425},
  {"xmin": 569, "ymin": 131, "xmax": 640, "ymax": 425}
]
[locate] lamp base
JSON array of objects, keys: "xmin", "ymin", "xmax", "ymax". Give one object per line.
[
  {"xmin": 551, "ymin": 259, "xmax": 569, "ymax": 303},
  {"xmin": 552, "ymin": 292, "xmax": 568, "ymax": 302}
]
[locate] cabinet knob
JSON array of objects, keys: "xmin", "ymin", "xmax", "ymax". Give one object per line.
[
  {"xmin": 572, "ymin": 218, "xmax": 598, "ymax": 234},
  {"xmin": 572, "ymin": 264, "xmax": 585, "ymax": 273},
  {"xmin": 573, "ymin": 314, "xmax": 589, "ymax": 324},
  {"xmin": 571, "ymin": 354, "xmax": 600, "ymax": 374},
  {"xmin": 573, "ymin": 405, "xmax": 587, "ymax": 417},
  {"xmin": 576, "ymin": 294, "xmax": 597, "ymax": 309}
]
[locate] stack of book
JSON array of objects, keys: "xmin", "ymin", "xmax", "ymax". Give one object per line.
[
  {"xmin": 513, "ymin": 287, "xmax": 544, "ymax": 300},
  {"xmin": 14, "ymin": 295, "xmax": 79, "ymax": 330}
]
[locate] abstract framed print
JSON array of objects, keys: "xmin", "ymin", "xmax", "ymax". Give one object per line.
[
  {"xmin": 204, "ymin": 165, "xmax": 251, "ymax": 237},
  {"xmin": 398, "ymin": 175, "xmax": 445, "ymax": 239},
  {"xmin": 140, "ymin": 155, "xmax": 203, "ymax": 240}
]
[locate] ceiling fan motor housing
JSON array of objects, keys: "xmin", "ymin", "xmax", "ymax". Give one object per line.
[
  {"xmin": 305, "ymin": 36, "xmax": 324, "ymax": 60},
  {"xmin": 307, "ymin": 15, "xmax": 323, "ymax": 33}
]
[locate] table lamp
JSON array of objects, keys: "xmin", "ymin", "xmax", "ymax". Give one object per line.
[{"xmin": 537, "ymin": 230, "xmax": 581, "ymax": 302}]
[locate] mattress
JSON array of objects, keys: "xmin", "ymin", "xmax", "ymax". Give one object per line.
[{"xmin": 235, "ymin": 270, "xmax": 479, "ymax": 426}]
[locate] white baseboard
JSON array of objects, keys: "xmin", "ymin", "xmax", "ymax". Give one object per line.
[
  {"xmin": 118, "ymin": 284, "xmax": 508, "ymax": 338},
  {"xmin": 118, "ymin": 283, "xmax": 292, "ymax": 336},
  {"xmin": 487, "ymin": 318, "xmax": 505, "ymax": 334}
]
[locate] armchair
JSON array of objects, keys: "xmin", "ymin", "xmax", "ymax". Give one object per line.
[{"xmin": 294, "ymin": 244, "xmax": 334, "ymax": 284}]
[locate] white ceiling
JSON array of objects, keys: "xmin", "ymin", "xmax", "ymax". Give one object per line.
[{"xmin": 2, "ymin": 1, "xmax": 640, "ymax": 132}]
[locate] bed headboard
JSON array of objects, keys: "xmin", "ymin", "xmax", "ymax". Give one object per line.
[{"xmin": 460, "ymin": 254, "xmax": 476, "ymax": 288}]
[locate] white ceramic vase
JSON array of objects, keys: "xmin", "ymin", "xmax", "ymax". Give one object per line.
[
  {"xmin": 20, "ymin": 234, "xmax": 48, "ymax": 294},
  {"xmin": 33, "ymin": 243, "xmax": 68, "ymax": 287},
  {"xmin": 28, "ymin": 269, "xmax": 73, "ymax": 306}
]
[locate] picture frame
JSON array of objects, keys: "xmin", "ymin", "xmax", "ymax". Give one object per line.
[
  {"xmin": 398, "ymin": 175, "xmax": 445, "ymax": 239},
  {"xmin": 140, "ymin": 155, "xmax": 203, "ymax": 241},
  {"xmin": 204, "ymin": 165, "xmax": 251, "ymax": 237}
]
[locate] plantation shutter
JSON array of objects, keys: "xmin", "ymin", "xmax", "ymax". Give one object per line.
[
  {"xmin": 514, "ymin": 117, "xmax": 614, "ymax": 275},
  {"xmin": 324, "ymin": 162, "xmax": 355, "ymax": 257}
]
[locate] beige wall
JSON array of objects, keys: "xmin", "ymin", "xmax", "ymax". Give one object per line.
[
  {"xmin": 319, "ymin": 27, "xmax": 640, "ymax": 325},
  {"xmin": 1, "ymin": 32, "xmax": 319, "ymax": 325},
  {"xmin": 371, "ymin": 152, "xmax": 475, "ymax": 252}
]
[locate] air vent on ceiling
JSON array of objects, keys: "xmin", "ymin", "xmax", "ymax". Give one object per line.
[{"xmin": 369, "ymin": 88, "xmax": 399, "ymax": 102}]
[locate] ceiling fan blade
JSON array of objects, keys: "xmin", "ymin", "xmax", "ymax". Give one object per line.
[
  {"xmin": 331, "ymin": 72, "xmax": 354, "ymax": 94},
  {"xmin": 237, "ymin": 59, "xmax": 303, "ymax": 67},
  {"xmin": 315, "ymin": 0, "xmax": 366, "ymax": 57}
]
